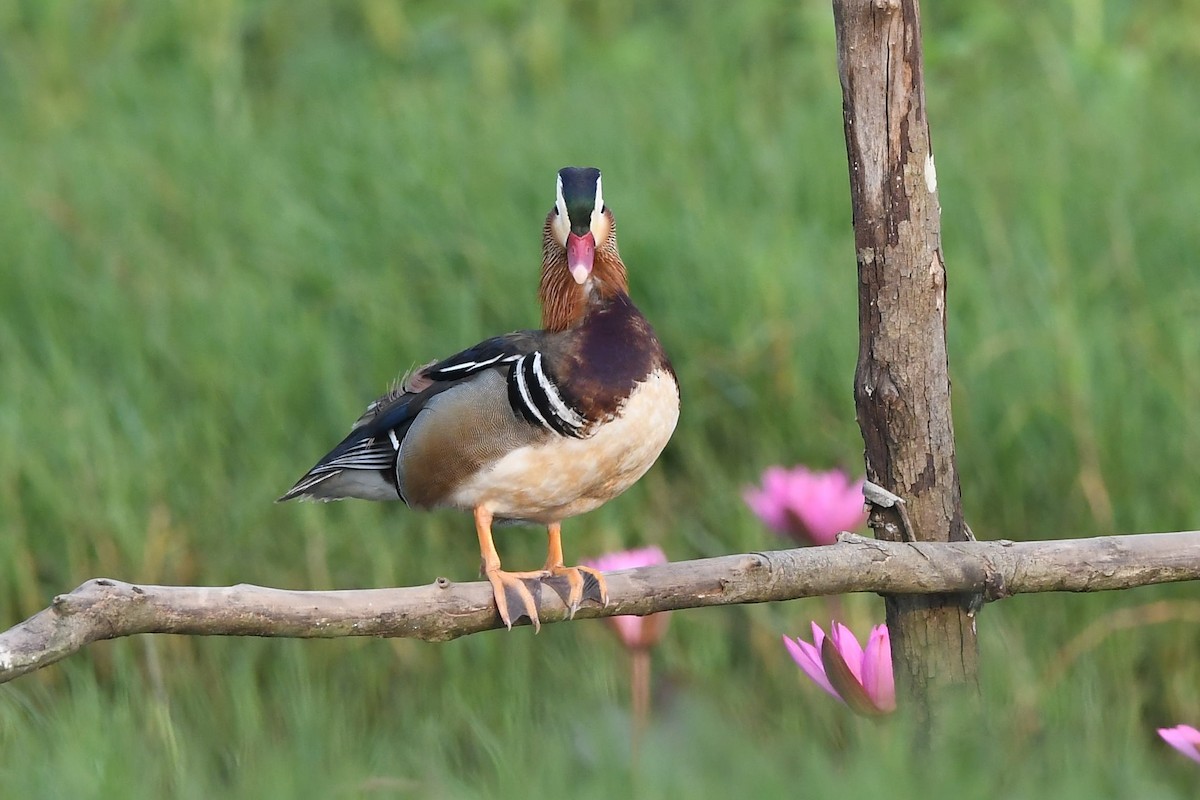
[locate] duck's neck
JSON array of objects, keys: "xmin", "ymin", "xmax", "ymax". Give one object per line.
[{"xmin": 538, "ymin": 220, "xmax": 630, "ymax": 332}]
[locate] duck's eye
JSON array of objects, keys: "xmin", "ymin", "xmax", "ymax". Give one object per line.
[
  {"xmin": 553, "ymin": 206, "xmax": 561, "ymax": 216},
  {"xmin": 600, "ymin": 205, "xmax": 607, "ymax": 214}
]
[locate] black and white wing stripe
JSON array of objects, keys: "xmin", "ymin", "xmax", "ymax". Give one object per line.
[
  {"xmin": 277, "ymin": 422, "xmax": 403, "ymax": 500},
  {"xmin": 506, "ymin": 351, "xmax": 589, "ymax": 439},
  {"xmin": 429, "ymin": 340, "xmax": 528, "ymax": 381},
  {"xmin": 426, "ymin": 349, "xmax": 522, "ymax": 381}
]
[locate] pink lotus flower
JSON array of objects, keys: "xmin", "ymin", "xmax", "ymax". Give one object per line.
[
  {"xmin": 583, "ymin": 546, "xmax": 670, "ymax": 650},
  {"xmin": 1159, "ymin": 724, "xmax": 1200, "ymax": 764},
  {"xmin": 784, "ymin": 622, "xmax": 895, "ymax": 716},
  {"xmin": 584, "ymin": 546, "xmax": 671, "ymax": 743},
  {"xmin": 744, "ymin": 466, "xmax": 868, "ymax": 546}
]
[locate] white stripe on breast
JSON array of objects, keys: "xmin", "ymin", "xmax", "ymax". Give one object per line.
[
  {"xmin": 513, "ymin": 355, "xmax": 552, "ymax": 429},
  {"xmin": 530, "ymin": 352, "xmax": 585, "ymax": 431}
]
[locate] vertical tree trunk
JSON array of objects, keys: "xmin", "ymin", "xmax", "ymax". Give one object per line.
[{"xmin": 831, "ymin": 0, "xmax": 979, "ymax": 712}]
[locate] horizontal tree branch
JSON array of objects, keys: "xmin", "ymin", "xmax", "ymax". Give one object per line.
[{"xmin": 2, "ymin": 530, "xmax": 1198, "ymax": 684}]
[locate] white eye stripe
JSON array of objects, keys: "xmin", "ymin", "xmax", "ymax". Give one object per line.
[
  {"xmin": 594, "ymin": 174, "xmax": 604, "ymax": 214},
  {"xmin": 555, "ymin": 174, "xmax": 567, "ymax": 218}
]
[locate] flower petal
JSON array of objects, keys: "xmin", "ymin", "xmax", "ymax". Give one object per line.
[
  {"xmin": 805, "ymin": 472, "xmax": 867, "ymax": 538},
  {"xmin": 608, "ymin": 616, "xmax": 642, "ymax": 649},
  {"xmin": 1159, "ymin": 725, "xmax": 1200, "ymax": 764},
  {"xmin": 829, "ymin": 622, "xmax": 866, "ymax": 683},
  {"xmin": 810, "ymin": 620, "xmax": 827, "ymax": 651},
  {"xmin": 743, "ymin": 486, "xmax": 789, "ymax": 532},
  {"xmin": 820, "ymin": 636, "xmax": 883, "ymax": 717},
  {"xmin": 799, "ymin": 472, "xmax": 839, "ymax": 527},
  {"xmin": 583, "ymin": 545, "xmax": 667, "ymax": 574},
  {"xmin": 861, "ymin": 624, "xmax": 896, "ymax": 712},
  {"xmin": 783, "ymin": 634, "xmax": 840, "ymax": 700}
]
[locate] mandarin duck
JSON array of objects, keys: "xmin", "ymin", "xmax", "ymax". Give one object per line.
[{"xmin": 280, "ymin": 167, "xmax": 679, "ymax": 631}]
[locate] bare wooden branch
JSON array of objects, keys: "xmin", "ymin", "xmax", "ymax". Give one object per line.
[
  {"xmin": 832, "ymin": 0, "xmax": 978, "ymax": 705},
  {"xmin": 2, "ymin": 531, "xmax": 1197, "ymax": 685}
]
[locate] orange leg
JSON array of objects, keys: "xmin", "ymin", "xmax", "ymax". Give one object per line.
[
  {"xmin": 542, "ymin": 522, "xmax": 609, "ymax": 617},
  {"xmin": 474, "ymin": 506, "xmax": 545, "ymax": 631}
]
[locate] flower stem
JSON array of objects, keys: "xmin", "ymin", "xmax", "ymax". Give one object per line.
[{"xmin": 631, "ymin": 648, "xmax": 651, "ymax": 754}]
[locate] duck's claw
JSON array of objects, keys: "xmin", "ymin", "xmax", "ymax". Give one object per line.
[
  {"xmin": 543, "ymin": 565, "xmax": 609, "ymax": 618},
  {"xmin": 485, "ymin": 569, "xmax": 544, "ymax": 632}
]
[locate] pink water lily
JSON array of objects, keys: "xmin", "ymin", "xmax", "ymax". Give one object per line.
[
  {"xmin": 784, "ymin": 622, "xmax": 895, "ymax": 716},
  {"xmin": 1159, "ymin": 724, "xmax": 1200, "ymax": 764},
  {"xmin": 583, "ymin": 546, "xmax": 670, "ymax": 650},
  {"xmin": 744, "ymin": 466, "xmax": 868, "ymax": 546},
  {"xmin": 584, "ymin": 546, "xmax": 671, "ymax": 742}
]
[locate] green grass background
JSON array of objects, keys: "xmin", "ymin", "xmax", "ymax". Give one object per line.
[{"xmin": 2, "ymin": 1, "xmax": 1199, "ymax": 796}]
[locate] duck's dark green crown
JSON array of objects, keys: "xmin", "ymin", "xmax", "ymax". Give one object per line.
[{"xmin": 559, "ymin": 166, "xmax": 601, "ymax": 236}]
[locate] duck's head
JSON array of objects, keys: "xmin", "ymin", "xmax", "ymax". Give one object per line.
[
  {"xmin": 540, "ymin": 167, "xmax": 628, "ymax": 329},
  {"xmin": 549, "ymin": 166, "xmax": 612, "ymax": 285}
]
